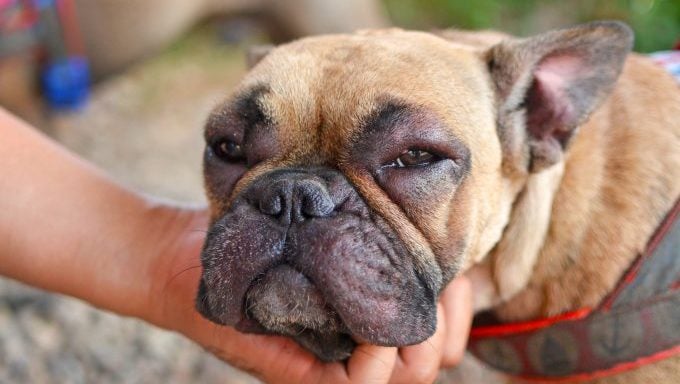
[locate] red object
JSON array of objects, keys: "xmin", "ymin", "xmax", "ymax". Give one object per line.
[
  {"xmin": 517, "ymin": 345, "xmax": 680, "ymax": 383},
  {"xmin": 0, "ymin": 0, "xmax": 37, "ymax": 32},
  {"xmin": 55, "ymin": 0, "xmax": 84, "ymax": 56},
  {"xmin": 468, "ymin": 198, "xmax": 680, "ymax": 381}
]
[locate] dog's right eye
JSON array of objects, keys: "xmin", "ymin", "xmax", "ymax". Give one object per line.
[
  {"xmin": 212, "ymin": 139, "xmax": 245, "ymax": 162},
  {"xmin": 383, "ymin": 149, "xmax": 441, "ymax": 169}
]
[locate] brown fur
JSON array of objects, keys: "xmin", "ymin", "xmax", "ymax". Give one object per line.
[
  {"xmin": 446, "ymin": 30, "xmax": 680, "ymax": 384},
  {"xmin": 493, "ymin": 54, "xmax": 680, "ymax": 384},
  {"xmin": 202, "ymin": 23, "xmax": 680, "ymax": 382}
]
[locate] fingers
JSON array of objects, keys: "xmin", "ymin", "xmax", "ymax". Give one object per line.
[
  {"xmin": 440, "ymin": 275, "xmax": 473, "ymax": 368},
  {"xmin": 183, "ymin": 276, "xmax": 472, "ymax": 384},
  {"xmin": 200, "ymin": 326, "xmax": 400, "ymax": 384},
  {"xmin": 388, "ymin": 275, "xmax": 473, "ymax": 384},
  {"xmin": 345, "ymin": 345, "xmax": 398, "ymax": 384},
  {"xmin": 186, "ymin": 317, "xmax": 322, "ymax": 384},
  {"xmin": 311, "ymin": 344, "xmax": 398, "ymax": 384},
  {"xmin": 389, "ymin": 304, "xmax": 447, "ymax": 384}
]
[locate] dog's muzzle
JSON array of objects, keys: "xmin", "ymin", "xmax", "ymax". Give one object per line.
[{"xmin": 196, "ymin": 167, "xmax": 437, "ymax": 361}]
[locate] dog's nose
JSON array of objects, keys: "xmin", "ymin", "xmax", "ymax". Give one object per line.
[{"xmin": 255, "ymin": 175, "xmax": 335, "ymax": 224}]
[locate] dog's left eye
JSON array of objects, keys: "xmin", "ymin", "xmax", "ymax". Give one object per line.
[
  {"xmin": 386, "ymin": 149, "xmax": 439, "ymax": 168},
  {"xmin": 212, "ymin": 139, "xmax": 245, "ymax": 162}
]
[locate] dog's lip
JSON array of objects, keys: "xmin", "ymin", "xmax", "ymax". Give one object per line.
[
  {"xmin": 295, "ymin": 328, "xmax": 356, "ymax": 361},
  {"xmin": 236, "ymin": 300, "xmax": 357, "ymax": 361},
  {"xmin": 242, "ymin": 263, "xmax": 349, "ymax": 331},
  {"xmin": 350, "ymin": 335, "xmax": 369, "ymax": 344},
  {"xmin": 234, "ymin": 316, "xmax": 268, "ymax": 334}
]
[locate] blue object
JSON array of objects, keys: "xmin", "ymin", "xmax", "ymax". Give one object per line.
[
  {"xmin": 32, "ymin": 0, "xmax": 56, "ymax": 9},
  {"xmin": 41, "ymin": 55, "xmax": 90, "ymax": 110}
]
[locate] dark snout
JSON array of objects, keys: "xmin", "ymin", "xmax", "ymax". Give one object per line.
[
  {"xmin": 197, "ymin": 167, "xmax": 438, "ymax": 361},
  {"xmin": 255, "ymin": 171, "xmax": 338, "ymax": 224}
]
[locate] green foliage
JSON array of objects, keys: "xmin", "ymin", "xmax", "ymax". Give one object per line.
[{"xmin": 383, "ymin": 0, "xmax": 680, "ymax": 52}]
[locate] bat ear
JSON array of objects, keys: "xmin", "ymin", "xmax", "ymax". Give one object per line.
[
  {"xmin": 487, "ymin": 21, "xmax": 633, "ymax": 173},
  {"xmin": 246, "ymin": 44, "xmax": 275, "ymax": 69}
]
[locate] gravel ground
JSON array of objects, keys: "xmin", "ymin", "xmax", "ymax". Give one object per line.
[{"xmin": 0, "ymin": 25, "xmax": 500, "ymax": 384}]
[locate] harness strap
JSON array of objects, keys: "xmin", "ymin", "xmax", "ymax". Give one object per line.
[{"xmin": 468, "ymin": 198, "xmax": 680, "ymax": 381}]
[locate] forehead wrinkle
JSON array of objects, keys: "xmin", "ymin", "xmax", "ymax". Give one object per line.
[
  {"xmin": 314, "ymin": 52, "xmax": 483, "ymax": 157},
  {"xmin": 206, "ymin": 84, "xmax": 271, "ymax": 139},
  {"xmin": 232, "ymin": 84, "xmax": 270, "ymax": 123},
  {"xmin": 237, "ymin": 30, "xmax": 496, "ymax": 168},
  {"xmin": 349, "ymin": 98, "xmax": 466, "ymax": 151},
  {"xmin": 354, "ymin": 99, "xmax": 411, "ymax": 141}
]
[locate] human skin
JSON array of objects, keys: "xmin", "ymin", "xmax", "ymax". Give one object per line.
[{"xmin": 0, "ymin": 107, "xmax": 472, "ymax": 384}]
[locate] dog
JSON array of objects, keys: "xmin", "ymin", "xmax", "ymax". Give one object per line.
[{"xmin": 195, "ymin": 21, "xmax": 680, "ymax": 382}]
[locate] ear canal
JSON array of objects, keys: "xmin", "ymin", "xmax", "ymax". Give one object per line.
[
  {"xmin": 246, "ymin": 44, "xmax": 275, "ymax": 69},
  {"xmin": 488, "ymin": 21, "xmax": 634, "ymax": 173}
]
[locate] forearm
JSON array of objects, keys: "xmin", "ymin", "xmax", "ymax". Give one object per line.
[{"xmin": 0, "ymin": 108, "xmax": 183, "ymax": 318}]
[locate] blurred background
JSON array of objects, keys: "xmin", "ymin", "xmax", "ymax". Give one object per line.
[
  {"xmin": 386, "ymin": 0, "xmax": 680, "ymax": 52},
  {"xmin": 0, "ymin": 0, "xmax": 678, "ymax": 383}
]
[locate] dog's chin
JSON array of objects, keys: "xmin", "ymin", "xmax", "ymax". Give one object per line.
[
  {"xmin": 289, "ymin": 328, "xmax": 357, "ymax": 362},
  {"xmin": 240, "ymin": 264, "xmax": 357, "ymax": 361},
  {"xmin": 233, "ymin": 313, "xmax": 356, "ymax": 362}
]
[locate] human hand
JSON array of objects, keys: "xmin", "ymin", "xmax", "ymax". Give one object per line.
[{"xmin": 143, "ymin": 207, "xmax": 472, "ymax": 384}]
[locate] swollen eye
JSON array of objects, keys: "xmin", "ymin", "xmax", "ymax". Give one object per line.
[
  {"xmin": 388, "ymin": 149, "xmax": 439, "ymax": 168},
  {"xmin": 212, "ymin": 139, "xmax": 245, "ymax": 162}
]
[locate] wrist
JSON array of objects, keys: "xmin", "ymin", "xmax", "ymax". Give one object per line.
[{"xmin": 135, "ymin": 203, "xmax": 208, "ymax": 332}]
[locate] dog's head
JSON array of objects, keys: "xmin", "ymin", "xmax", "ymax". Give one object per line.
[{"xmin": 196, "ymin": 21, "xmax": 632, "ymax": 361}]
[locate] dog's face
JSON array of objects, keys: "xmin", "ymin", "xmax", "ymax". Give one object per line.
[{"xmin": 196, "ymin": 23, "xmax": 632, "ymax": 361}]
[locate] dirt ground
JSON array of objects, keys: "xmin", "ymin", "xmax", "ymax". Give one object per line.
[{"xmin": 0, "ymin": 26, "xmax": 499, "ymax": 384}]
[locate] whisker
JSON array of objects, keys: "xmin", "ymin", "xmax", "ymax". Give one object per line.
[
  {"xmin": 164, "ymin": 265, "xmax": 203, "ymax": 290},
  {"xmin": 295, "ymin": 325, "xmax": 308, "ymax": 336}
]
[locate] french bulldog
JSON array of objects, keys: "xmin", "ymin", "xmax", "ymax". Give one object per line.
[{"xmin": 195, "ymin": 21, "xmax": 680, "ymax": 381}]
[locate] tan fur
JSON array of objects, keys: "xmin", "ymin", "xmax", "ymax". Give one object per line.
[
  {"xmin": 493, "ymin": 55, "xmax": 680, "ymax": 319},
  {"xmin": 211, "ymin": 26, "xmax": 680, "ymax": 382},
  {"xmin": 226, "ymin": 31, "xmax": 512, "ymax": 286},
  {"xmin": 474, "ymin": 162, "xmax": 565, "ymax": 308},
  {"xmin": 467, "ymin": 49, "xmax": 680, "ymax": 384},
  {"xmin": 436, "ymin": 30, "xmax": 680, "ymax": 383}
]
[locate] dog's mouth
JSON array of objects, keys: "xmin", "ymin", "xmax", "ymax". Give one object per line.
[
  {"xmin": 195, "ymin": 168, "xmax": 439, "ymax": 361},
  {"xmin": 240, "ymin": 264, "xmax": 356, "ymax": 360}
]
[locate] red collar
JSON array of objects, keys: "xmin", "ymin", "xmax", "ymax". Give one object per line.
[{"xmin": 468, "ymin": 198, "xmax": 680, "ymax": 382}]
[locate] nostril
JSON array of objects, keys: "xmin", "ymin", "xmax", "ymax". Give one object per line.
[
  {"xmin": 253, "ymin": 173, "xmax": 338, "ymax": 224},
  {"xmin": 259, "ymin": 192, "xmax": 283, "ymax": 216}
]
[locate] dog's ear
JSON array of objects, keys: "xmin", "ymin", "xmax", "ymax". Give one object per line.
[
  {"xmin": 246, "ymin": 44, "xmax": 275, "ymax": 69},
  {"xmin": 487, "ymin": 21, "xmax": 633, "ymax": 172}
]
